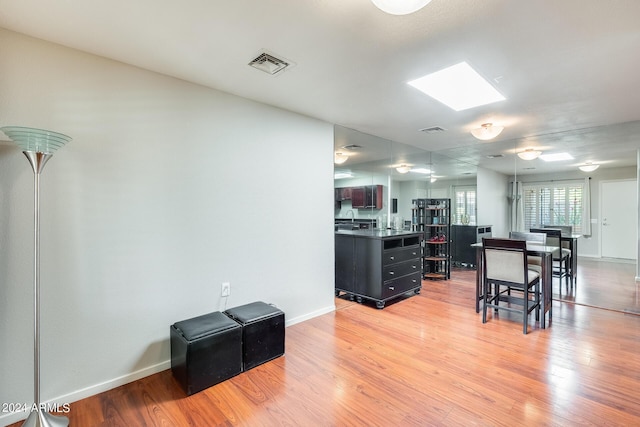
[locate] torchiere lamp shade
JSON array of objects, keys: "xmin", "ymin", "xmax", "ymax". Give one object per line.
[{"xmin": 1, "ymin": 126, "xmax": 71, "ymax": 154}]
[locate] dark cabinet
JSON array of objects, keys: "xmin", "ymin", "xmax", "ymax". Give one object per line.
[
  {"xmin": 336, "ymin": 185, "xmax": 383, "ymax": 209},
  {"xmin": 335, "ymin": 230, "xmax": 422, "ymax": 309},
  {"xmin": 451, "ymin": 225, "xmax": 492, "ymax": 267}
]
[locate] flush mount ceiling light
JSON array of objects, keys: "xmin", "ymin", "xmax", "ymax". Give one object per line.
[
  {"xmin": 517, "ymin": 148, "xmax": 542, "ymax": 161},
  {"xmin": 471, "ymin": 123, "xmax": 504, "ymax": 141},
  {"xmin": 334, "ymin": 152, "xmax": 349, "ymax": 164},
  {"xmin": 540, "ymin": 152, "xmax": 574, "ymax": 162},
  {"xmin": 371, "ymin": 0, "xmax": 431, "ymax": 15},
  {"xmin": 408, "ymin": 62, "xmax": 506, "ymax": 111},
  {"xmin": 396, "ymin": 164, "xmax": 411, "ymax": 174},
  {"xmin": 579, "ymin": 162, "xmax": 600, "ymax": 172}
]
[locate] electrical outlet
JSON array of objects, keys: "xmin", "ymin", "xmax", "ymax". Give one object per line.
[{"xmin": 221, "ymin": 282, "xmax": 231, "ymax": 297}]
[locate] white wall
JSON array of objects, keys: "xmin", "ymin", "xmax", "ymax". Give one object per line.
[
  {"xmin": 477, "ymin": 166, "xmax": 510, "ymax": 238},
  {"xmin": 0, "ymin": 28, "xmax": 335, "ymax": 424}
]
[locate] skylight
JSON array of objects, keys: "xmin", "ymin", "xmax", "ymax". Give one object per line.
[
  {"xmin": 539, "ymin": 152, "xmax": 574, "ymax": 162},
  {"xmin": 410, "ymin": 168, "xmax": 433, "ymax": 174},
  {"xmin": 334, "ymin": 172, "xmax": 353, "ymax": 179},
  {"xmin": 407, "ymin": 62, "xmax": 505, "ymax": 111}
]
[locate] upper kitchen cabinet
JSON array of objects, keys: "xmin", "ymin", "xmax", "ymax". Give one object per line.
[{"xmin": 352, "ymin": 185, "xmax": 383, "ymax": 209}]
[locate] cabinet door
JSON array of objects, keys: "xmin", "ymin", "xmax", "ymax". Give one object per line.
[
  {"xmin": 351, "ymin": 187, "xmax": 365, "ymax": 208},
  {"xmin": 364, "ymin": 185, "xmax": 383, "ymax": 209}
]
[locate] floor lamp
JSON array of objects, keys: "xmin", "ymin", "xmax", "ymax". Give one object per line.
[{"xmin": 1, "ymin": 126, "xmax": 72, "ymax": 427}]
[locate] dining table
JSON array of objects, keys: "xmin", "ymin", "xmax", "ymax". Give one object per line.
[{"xmin": 472, "ymin": 241, "xmax": 558, "ymax": 329}]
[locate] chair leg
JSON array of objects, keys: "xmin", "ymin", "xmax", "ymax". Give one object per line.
[
  {"xmin": 523, "ymin": 287, "xmax": 528, "ymax": 335},
  {"xmin": 482, "ymin": 281, "xmax": 489, "ymax": 324}
]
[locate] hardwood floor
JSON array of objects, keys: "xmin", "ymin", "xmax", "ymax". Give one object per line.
[
  {"xmin": 556, "ymin": 258, "xmax": 640, "ymax": 314},
  {"xmin": 8, "ymin": 260, "xmax": 640, "ymax": 426}
]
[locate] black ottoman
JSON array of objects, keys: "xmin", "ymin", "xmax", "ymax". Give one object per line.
[
  {"xmin": 224, "ymin": 301, "xmax": 285, "ymax": 371},
  {"xmin": 170, "ymin": 311, "xmax": 242, "ymax": 395}
]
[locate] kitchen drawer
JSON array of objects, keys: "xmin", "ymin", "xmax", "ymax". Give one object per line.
[
  {"xmin": 383, "ymin": 259, "xmax": 421, "ymax": 281},
  {"xmin": 383, "ymin": 246, "xmax": 421, "ymax": 266},
  {"xmin": 381, "ymin": 272, "xmax": 422, "ymax": 299}
]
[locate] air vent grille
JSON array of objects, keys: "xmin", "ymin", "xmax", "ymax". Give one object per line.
[
  {"xmin": 486, "ymin": 154, "xmax": 504, "ymax": 159},
  {"xmin": 419, "ymin": 126, "xmax": 447, "ymax": 134},
  {"xmin": 249, "ymin": 52, "xmax": 290, "ymax": 75}
]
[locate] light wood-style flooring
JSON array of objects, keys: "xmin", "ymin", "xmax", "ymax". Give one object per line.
[{"xmin": 8, "ymin": 259, "xmax": 640, "ymax": 426}]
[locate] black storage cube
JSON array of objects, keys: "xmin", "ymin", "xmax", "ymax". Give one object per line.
[
  {"xmin": 170, "ymin": 311, "xmax": 242, "ymax": 395},
  {"xmin": 224, "ymin": 301, "xmax": 285, "ymax": 371}
]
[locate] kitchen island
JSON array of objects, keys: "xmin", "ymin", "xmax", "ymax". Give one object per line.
[{"xmin": 335, "ymin": 229, "xmax": 422, "ymax": 309}]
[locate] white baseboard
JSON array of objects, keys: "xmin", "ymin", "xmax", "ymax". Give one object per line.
[
  {"xmin": 285, "ymin": 304, "xmax": 335, "ymax": 327},
  {"xmin": 0, "ymin": 304, "xmax": 336, "ymax": 426},
  {"xmin": 0, "ymin": 360, "xmax": 171, "ymax": 426}
]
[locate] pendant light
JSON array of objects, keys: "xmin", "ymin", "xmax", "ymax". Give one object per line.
[{"xmin": 371, "ymin": 0, "xmax": 431, "ymax": 15}]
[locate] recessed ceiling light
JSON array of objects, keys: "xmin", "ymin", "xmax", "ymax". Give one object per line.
[
  {"xmin": 539, "ymin": 152, "xmax": 574, "ymax": 162},
  {"xmin": 407, "ymin": 62, "xmax": 506, "ymax": 111}
]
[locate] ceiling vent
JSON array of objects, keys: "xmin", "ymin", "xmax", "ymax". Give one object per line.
[
  {"xmin": 341, "ymin": 144, "xmax": 362, "ymax": 150},
  {"xmin": 486, "ymin": 154, "xmax": 504, "ymax": 159},
  {"xmin": 419, "ymin": 126, "xmax": 447, "ymax": 134},
  {"xmin": 249, "ymin": 52, "xmax": 291, "ymax": 75}
]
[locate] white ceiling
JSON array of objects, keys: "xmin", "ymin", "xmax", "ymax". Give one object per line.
[{"xmin": 1, "ymin": 0, "xmax": 640, "ymax": 178}]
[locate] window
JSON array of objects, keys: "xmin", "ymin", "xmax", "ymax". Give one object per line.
[
  {"xmin": 523, "ymin": 181, "xmax": 583, "ymax": 234},
  {"xmin": 453, "ymin": 186, "xmax": 476, "ymax": 224}
]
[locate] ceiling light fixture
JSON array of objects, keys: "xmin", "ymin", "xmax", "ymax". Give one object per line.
[
  {"xmin": 408, "ymin": 62, "xmax": 506, "ymax": 111},
  {"xmin": 579, "ymin": 162, "xmax": 600, "ymax": 172},
  {"xmin": 517, "ymin": 149, "xmax": 542, "ymax": 161},
  {"xmin": 371, "ymin": 0, "xmax": 431, "ymax": 15},
  {"xmin": 334, "ymin": 152, "xmax": 349, "ymax": 164},
  {"xmin": 396, "ymin": 164, "xmax": 411, "ymax": 174},
  {"xmin": 471, "ymin": 123, "xmax": 504, "ymax": 141}
]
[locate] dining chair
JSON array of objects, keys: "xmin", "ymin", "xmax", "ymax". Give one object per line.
[
  {"xmin": 509, "ymin": 231, "xmax": 546, "ymax": 271},
  {"xmin": 543, "ymin": 224, "xmax": 572, "ymax": 236},
  {"xmin": 530, "ymin": 228, "xmax": 571, "ymax": 293},
  {"xmin": 481, "ymin": 238, "xmax": 541, "ymax": 334}
]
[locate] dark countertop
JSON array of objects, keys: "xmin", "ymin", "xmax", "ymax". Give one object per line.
[{"xmin": 335, "ymin": 229, "xmax": 421, "ymax": 239}]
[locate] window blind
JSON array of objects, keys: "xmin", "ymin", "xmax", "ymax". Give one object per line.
[{"xmin": 523, "ymin": 181, "xmax": 583, "ymax": 234}]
